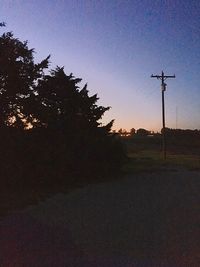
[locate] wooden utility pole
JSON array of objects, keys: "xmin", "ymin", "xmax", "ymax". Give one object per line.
[{"xmin": 151, "ymin": 71, "xmax": 175, "ymax": 159}]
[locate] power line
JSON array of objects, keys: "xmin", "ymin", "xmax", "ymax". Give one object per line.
[{"xmin": 151, "ymin": 71, "xmax": 175, "ymax": 159}]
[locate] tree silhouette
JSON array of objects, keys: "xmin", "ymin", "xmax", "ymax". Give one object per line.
[
  {"xmin": 136, "ymin": 128, "xmax": 150, "ymax": 136},
  {"xmin": 27, "ymin": 67, "xmax": 125, "ymax": 178},
  {"xmin": 130, "ymin": 128, "xmax": 136, "ymax": 136},
  {"xmin": 0, "ymin": 31, "xmax": 49, "ymax": 128},
  {"xmin": 0, "ymin": 22, "xmax": 6, "ymax": 27},
  {"xmin": 28, "ymin": 67, "xmax": 111, "ymax": 131},
  {"xmin": 0, "ymin": 30, "xmax": 126, "ymax": 193}
]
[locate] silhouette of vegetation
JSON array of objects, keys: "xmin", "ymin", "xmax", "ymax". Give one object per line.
[
  {"xmin": 130, "ymin": 128, "xmax": 136, "ymax": 136},
  {"xmin": 136, "ymin": 128, "xmax": 150, "ymax": 136},
  {"xmin": 0, "ymin": 30, "xmax": 126, "ymax": 200},
  {"xmin": 0, "ymin": 32, "xmax": 49, "ymax": 128},
  {"xmin": 0, "ymin": 22, "xmax": 6, "ymax": 27},
  {"xmin": 164, "ymin": 128, "xmax": 200, "ymax": 154}
]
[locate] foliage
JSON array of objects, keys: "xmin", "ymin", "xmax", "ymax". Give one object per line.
[
  {"xmin": 0, "ymin": 22, "xmax": 6, "ymax": 27},
  {"xmin": 0, "ymin": 31, "xmax": 49, "ymax": 128},
  {"xmin": 130, "ymin": 128, "xmax": 136, "ymax": 136},
  {"xmin": 136, "ymin": 128, "xmax": 150, "ymax": 136},
  {"xmin": 0, "ymin": 31, "xmax": 126, "ymax": 193},
  {"xmin": 27, "ymin": 67, "xmax": 111, "ymax": 130}
]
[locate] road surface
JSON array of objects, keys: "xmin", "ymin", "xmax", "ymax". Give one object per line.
[{"xmin": 0, "ymin": 169, "xmax": 199, "ymax": 266}]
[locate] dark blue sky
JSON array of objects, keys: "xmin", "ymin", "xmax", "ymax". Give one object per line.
[{"xmin": 1, "ymin": 0, "xmax": 199, "ymax": 131}]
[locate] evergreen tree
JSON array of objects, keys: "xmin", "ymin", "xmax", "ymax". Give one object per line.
[
  {"xmin": 0, "ymin": 31, "xmax": 49, "ymax": 128},
  {"xmin": 28, "ymin": 67, "xmax": 124, "ymax": 178},
  {"xmin": 30, "ymin": 67, "xmax": 111, "ymax": 131},
  {"xmin": 0, "ymin": 30, "xmax": 126, "ymax": 193}
]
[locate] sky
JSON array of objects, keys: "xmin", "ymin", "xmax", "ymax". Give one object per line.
[{"xmin": 0, "ymin": 0, "xmax": 199, "ymax": 131}]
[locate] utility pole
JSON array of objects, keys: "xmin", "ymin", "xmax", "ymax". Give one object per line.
[{"xmin": 151, "ymin": 71, "xmax": 175, "ymax": 159}]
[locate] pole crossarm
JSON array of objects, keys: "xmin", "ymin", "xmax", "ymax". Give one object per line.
[
  {"xmin": 151, "ymin": 74, "xmax": 175, "ymax": 79},
  {"xmin": 151, "ymin": 71, "xmax": 175, "ymax": 82}
]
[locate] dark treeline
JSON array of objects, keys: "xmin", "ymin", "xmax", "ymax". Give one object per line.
[
  {"xmin": 164, "ymin": 128, "xmax": 200, "ymax": 154},
  {"xmin": 121, "ymin": 127, "xmax": 200, "ymax": 155},
  {"xmin": 165, "ymin": 128, "xmax": 200, "ymax": 137},
  {"xmin": 118, "ymin": 127, "xmax": 200, "ymax": 138},
  {"xmin": 0, "ymin": 28, "xmax": 126, "ymax": 194}
]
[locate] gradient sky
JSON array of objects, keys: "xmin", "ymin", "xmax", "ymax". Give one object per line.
[{"xmin": 1, "ymin": 0, "xmax": 199, "ymax": 131}]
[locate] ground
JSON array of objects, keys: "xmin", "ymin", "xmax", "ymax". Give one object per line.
[{"xmin": 0, "ymin": 166, "xmax": 199, "ymax": 266}]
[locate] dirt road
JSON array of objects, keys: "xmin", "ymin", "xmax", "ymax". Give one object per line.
[{"xmin": 0, "ymin": 169, "xmax": 199, "ymax": 266}]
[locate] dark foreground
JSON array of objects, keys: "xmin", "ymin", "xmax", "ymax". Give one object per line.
[{"xmin": 0, "ymin": 168, "xmax": 199, "ymax": 266}]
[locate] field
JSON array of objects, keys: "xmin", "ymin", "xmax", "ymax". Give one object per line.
[{"xmin": 122, "ymin": 134, "xmax": 200, "ymax": 172}]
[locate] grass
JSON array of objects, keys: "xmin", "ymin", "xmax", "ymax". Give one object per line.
[
  {"xmin": 123, "ymin": 150, "xmax": 200, "ymax": 173},
  {"xmin": 121, "ymin": 135, "xmax": 200, "ymax": 173}
]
